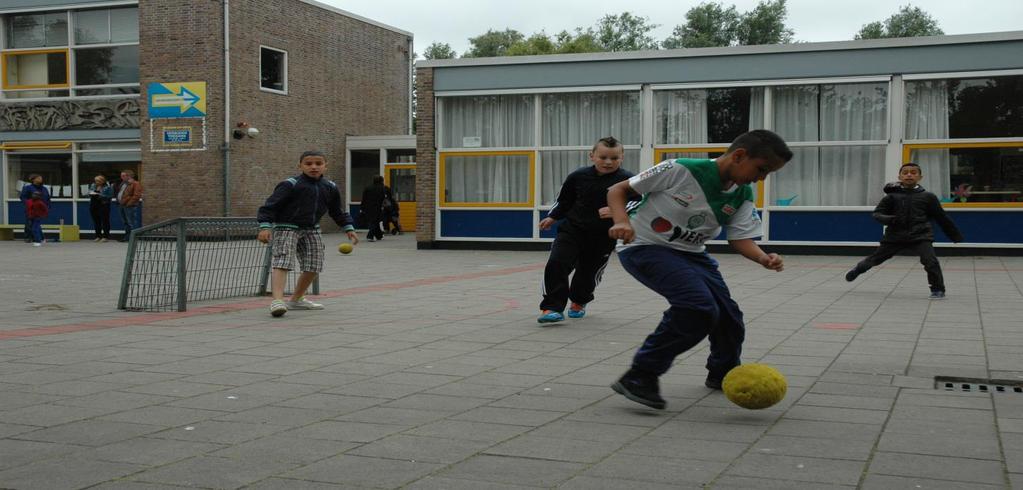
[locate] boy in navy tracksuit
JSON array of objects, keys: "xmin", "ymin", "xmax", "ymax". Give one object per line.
[
  {"xmin": 257, "ymin": 151, "xmax": 359, "ymax": 317},
  {"xmin": 538, "ymin": 136, "xmax": 634, "ymax": 323}
]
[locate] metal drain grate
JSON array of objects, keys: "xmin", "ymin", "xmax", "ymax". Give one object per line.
[{"xmin": 934, "ymin": 376, "xmax": 1023, "ymax": 394}]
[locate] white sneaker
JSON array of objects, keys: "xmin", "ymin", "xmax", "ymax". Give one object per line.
[
  {"xmin": 32, "ymin": 242, "xmax": 41, "ymax": 247},
  {"xmin": 287, "ymin": 297, "xmax": 324, "ymax": 310},
  {"xmin": 269, "ymin": 299, "xmax": 288, "ymax": 317}
]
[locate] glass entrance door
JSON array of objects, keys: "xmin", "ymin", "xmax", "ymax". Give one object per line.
[{"xmin": 384, "ymin": 164, "xmax": 416, "ymax": 232}]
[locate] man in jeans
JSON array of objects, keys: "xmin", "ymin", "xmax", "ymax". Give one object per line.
[{"xmin": 115, "ymin": 169, "xmax": 143, "ymax": 242}]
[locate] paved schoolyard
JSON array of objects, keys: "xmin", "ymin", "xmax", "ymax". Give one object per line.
[{"xmin": 1, "ymin": 235, "xmax": 1022, "ymax": 489}]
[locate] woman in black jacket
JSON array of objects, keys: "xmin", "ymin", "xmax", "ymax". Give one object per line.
[
  {"xmin": 845, "ymin": 163, "xmax": 964, "ymax": 299},
  {"xmin": 360, "ymin": 175, "xmax": 393, "ymax": 242}
]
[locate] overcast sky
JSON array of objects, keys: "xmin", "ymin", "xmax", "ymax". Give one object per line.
[{"xmin": 323, "ymin": 0, "xmax": 1023, "ymax": 56}]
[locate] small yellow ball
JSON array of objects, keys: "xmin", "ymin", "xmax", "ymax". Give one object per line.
[
  {"xmin": 722, "ymin": 364, "xmax": 787, "ymax": 410},
  {"xmin": 338, "ymin": 243, "xmax": 353, "ymax": 254}
]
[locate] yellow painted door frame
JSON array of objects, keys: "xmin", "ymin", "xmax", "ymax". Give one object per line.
[{"xmin": 383, "ymin": 164, "xmax": 416, "ymax": 232}]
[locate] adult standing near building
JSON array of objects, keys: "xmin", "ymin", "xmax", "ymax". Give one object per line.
[
  {"xmin": 88, "ymin": 175, "xmax": 114, "ymax": 242},
  {"xmin": 114, "ymin": 170, "xmax": 143, "ymax": 242},
  {"xmin": 19, "ymin": 174, "xmax": 51, "ymax": 243},
  {"xmin": 360, "ymin": 175, "xmax": 393, "ymax": 242}
]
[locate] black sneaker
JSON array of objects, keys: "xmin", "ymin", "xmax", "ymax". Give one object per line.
[
  {"xmin": 611, "ymin": 369, "xmax": 666, "ymax": 410},
  {"xmin": 929, "ymin": 291, "xmax": 946, "ymax": 300},
  {"xmin": 845, "ymin": 269, "xmax": 860, "ymax": 282},
  {"xmin": 705, "ymin": 376, "xmax": 723, "ymax": 390}
]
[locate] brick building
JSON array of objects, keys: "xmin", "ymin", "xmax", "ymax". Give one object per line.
[{"xmin": 1, "ymin": 0, "xmax": 412, "ymax": 236}]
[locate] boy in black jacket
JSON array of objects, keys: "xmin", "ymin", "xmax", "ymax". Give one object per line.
[
  {"xmin": 258, "ymin": 151, "xmax": 359, "ymax": 317},
  {"xmin": 537, "ymin": 136, "xmax": 634, "ymax": 323},
  {"xmin": 845, "ymin": 162, "xmax": 964, "ymax": 299}
]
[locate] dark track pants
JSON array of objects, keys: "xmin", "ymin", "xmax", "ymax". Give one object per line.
[
  {"xmin": 853, "ymin": 240, "xmax": 945, "ymax": 292},
  {"xmin": 618, "ymin": 245, "xmax": 744, "ymax": 379},
  {"xmin": 539, "ymin": 228, "xmax": 615, "ymax": 312}
]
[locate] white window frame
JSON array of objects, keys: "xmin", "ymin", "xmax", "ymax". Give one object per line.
[{"xmin": 259, "ymin": 45, "xmax": 288, "ymax": 95}]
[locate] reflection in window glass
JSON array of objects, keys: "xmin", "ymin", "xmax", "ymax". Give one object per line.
[
  {"xmin": 540, "ymin": 149, "xmax": 640, "ymax": 205},
  {"xmin": 441, "ymin": 95, "xmax": 534, "ymax": 148},
  {"xmin": 444, "ymin": 154, "xmax": 530, "ymax": 203},
  {"xmin": 388, "ymin": 168, "xmax": 416, "ymax": 202},
  {"xmin": 110, "ymin": 8, "xmax": 139, "ymax": 43},
  {"xmin": 260, "ymin": 47, "xmax": 286, "ymax": 92},
  {"xmin": 73, "ymin": 9, "xmax": 108, "ymax": 44},
  {"xmin": 906, "ymin": 76, "xmax": 1023, "ymax": 139},
  {"xmin": 770, "ymin": 145, "xmax": 886, "ymax": 206},
  {"xmin": 7, "ymin": 13, "xmax": 67, "ymax": 48},
  {"xmin": 542, "ymin": 92, "xmax": 641, "ymax": 146},
  {"xmin": 655, "ymin": 88, "xmax": 762, "ymax": 145},
  {"xmin": 386, "ymin": 149, "xmax": 415, "ymax": 164},
  {"xmin": 7, "ymin": 153, "xmax": 73, "ymax": 198},
  {"xmin": 74, "ymin": 46, "xmax": 139, "ymax": 85},
  {"xmin": 911, "ymin": 147, "xmax": 1023, "ymax": 203}
]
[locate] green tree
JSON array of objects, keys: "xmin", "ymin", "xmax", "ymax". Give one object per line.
[
  {"xmin": 506, "ymin": 32, "xmax": 558, "ymax": 56},
  {"xmin": 855, "ymin": 5, "xmax": 944, "ymax": 39},
  {"xmin": 663, "ymin": 2, "xmax": 739, "ymax": 49},
  {"xmin": 735, "ymin": 0, "xmax": 794, "ymax": 45},
  {"xmin": 423, "ymin": 42, "xmax": 456, "ymax": 60},
  {"xmin": 554, "ymin": 28, "xmax": 603, "ymax": 54},
  {"xmin": 594, "ymin": 12, "xmax": 660, "ymax": 51},
  {"xmin": 464, "ymin": 29, "xmax": 525, "ymax": 57}
]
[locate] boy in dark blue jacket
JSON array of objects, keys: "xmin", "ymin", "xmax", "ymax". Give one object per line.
[
  {"xmin": 845, "ymin": 162, "xmax": 963, "ymax": 299},
  {"xmin": 537, "ymin": 136, "xmax": 634, "ymax": 323},
  {"xmin": 257, "ymin": 151, "xmax": 359, "ymax": 317}
]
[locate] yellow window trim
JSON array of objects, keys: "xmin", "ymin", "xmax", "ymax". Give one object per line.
[
  {"xmin": 1, "ymin": 48, "xmax": 71, "ymax": 90},
  {"xmin": 655, "ymin": 147, "xmax": 765, "ymax": 208},
  {"xmin": 383, "ymin": 163, "xmax": 416, "ymax": 193},
  {"xmin": 903, "ymin": 142, "xmax": 1023, "ymax": 208},
  {"xmin": 439, "ymin": 151, "xmax": 535, "ymax": 207},
  {"xmin": 0, "ymin": 141, "xmax": 72, "ymax": 150}
]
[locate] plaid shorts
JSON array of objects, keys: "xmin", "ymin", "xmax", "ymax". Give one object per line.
[{"xmin": 271, "ymin": 228, "xmax": 324, "ymax": 273}]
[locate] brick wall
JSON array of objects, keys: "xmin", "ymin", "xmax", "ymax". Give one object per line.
[
  {"xmin": 414, "ymin": 66, "xmax": 435, "ymax": 244},
  {"xmin": 140, "ymin": 0, "xmax": 410, "ymax": 227}
]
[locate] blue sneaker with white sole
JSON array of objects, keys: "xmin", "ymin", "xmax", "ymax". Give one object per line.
[
  {"xmin": 567, "ymin": 302, "xmax": 586, "ymax": 318},
  {"xmin": 537, "ymin": 310, "xmax": 564, "ymax": 324}
]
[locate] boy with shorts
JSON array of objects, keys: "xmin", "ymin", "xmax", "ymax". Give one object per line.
[
  {"xmin": 605, "ymin": 129, "xmax": 792, "ymax": 409},
  {"xmin": 538, "ymin": 136, "xmax": 634, "ymax": 323},
  {"xmin": 257, "ymin": 151, "xmax": 359, "ymax": 317}
]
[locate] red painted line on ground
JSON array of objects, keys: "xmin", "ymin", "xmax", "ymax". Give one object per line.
[
  {"xmin": 0, "ymin": 263, "xmax": 544, "ymax": 340},
  {"xmin": 814, "ymin": 323, "xmax": 861, "ymax": 330}
]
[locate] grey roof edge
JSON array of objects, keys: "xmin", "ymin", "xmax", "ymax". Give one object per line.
[
  {"xmin": 418, "ymin": 30, "xmax": 1023, "ymax": 68},
  {"xmin": 298, "ymin": 0, "xmax": 412, "ymax": 38}
]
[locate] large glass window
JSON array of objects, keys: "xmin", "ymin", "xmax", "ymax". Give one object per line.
[
  {"xmin": 441, "ymin": 153, "xmax": 532, "ymax": 205},
  {"xmin": 542, "ymin": 92, "xmax": 640, "ymax": 146},
  {"xmin": 7, "ymin": 153, "xmax": 73, "ymax": 198},
  {"xmin": 906, "ymin": 75, "xmax": 1023, "ymax": 140},
  {"xmin": 260, "ymin": 46, "xmax": 287, "ymax": 93},
  {"xmin": 655, "ymin": 87, "xmax": 763, "ymax": 145},
  {"xmin": 75, "ymin": 142, "xmax": 141, "ymax": 197},
  {"xmin": 2, "ymin": 50, "xmax": 68, "ymax": 88},
  {"xmin": 6, "ymin": 12, "xmax": 67, "ymax": 48},
  {"xmin": 74, "ymin": 46, "xmax": 139, "ymax": 85},
  {"xmin": 440, "ymin": 95, "xmax": 534, "ymax": 148},
  {"xmin": 540, "ymin": 149, "xmax": 640, "ymax": 205},
  {"xmin": 770, "ymin": 82, "xmax": 888, "ymax": 206},
  {"xmin": 908, "ymin": 145, "xmax": 1023, "ymax": 204},
  {"xmin": 73, "ymin": 7, "xmax": 138, "ymax": 44}
]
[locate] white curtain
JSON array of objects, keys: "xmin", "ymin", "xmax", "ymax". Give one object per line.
[
  {"xmin": 772, "ymin": 85, "xmax": 820, "ymax": 206},
  {"xmin": 446, "ymin": 155, "xmax": 529, "ymax": 203},
  {"xmin": 771, "ymin": 83, "xmax": 888, "ymax": 206},
  {"xmin": 749, "ymin": 87, "xmax": 765, "ymax": 130},
  {"xmin": 654, "ymin": 90, "xmax": 708, "ymax": 145},
  {"xmin": 905, "ymin": 80, "xmax": 952, "ymax": 200},
  {"xmin": 542, "ymin": 92, "xmax": 640, "ymax": 146},
  {"xmin": 441, "ymin": 95, "xmax": 534, "ymax": 148},
  {"xmin": 540, "ymin": 149, "xmax": 640, "ymax": 205}
]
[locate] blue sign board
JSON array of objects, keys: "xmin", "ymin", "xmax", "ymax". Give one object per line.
[{"xmin": 163, "ymin": 128, "xmax": 191, "ymax": 145}]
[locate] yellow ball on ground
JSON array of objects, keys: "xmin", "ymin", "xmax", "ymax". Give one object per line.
[
  {"xmin": 722, "ymin": 363, "xmax": 787, "ymax": 410},
  {"xmin": 338, "ymin": 242, "xmax": 353, "ymax": 254}
]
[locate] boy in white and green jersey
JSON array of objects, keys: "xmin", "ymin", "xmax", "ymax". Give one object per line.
[{"xmin": 606, "ymin": 130, "xmax": 792, "ymax": 410}]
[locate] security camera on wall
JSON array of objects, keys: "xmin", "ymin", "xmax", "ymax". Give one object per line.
[
  {"xmin": 246, "ymin": 127, "xmax": 259, "ymax": 138},
  {"xmin": 233, "ymin": 122, "xmax": 259, "ymax": 139}
]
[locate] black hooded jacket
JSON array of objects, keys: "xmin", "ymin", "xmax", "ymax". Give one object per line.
[
  {"xmin": 873, "ymin": 182, "xmax": 963, "ymax": 243},
  {"xmin": 257, "ymin": 174, "xmax": 354, "ymax": 230}
]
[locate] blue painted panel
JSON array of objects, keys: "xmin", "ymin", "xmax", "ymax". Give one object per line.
[
  {"xmin": 768, "ymin": 210, "xmax": 1023, "ymax": 244},
  {"xmin": 441, "ymin": 210, "xmax": 533, "ymax": 238},
  {"xmin": 7, "ymin": 201, "xmax": 73, "ymax": 225}
]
